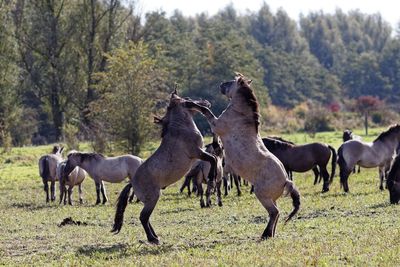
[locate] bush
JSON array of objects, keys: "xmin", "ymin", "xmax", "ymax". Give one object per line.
[{"xmin": 304, "ymin": 105, "xmax": 334, "ymax": 135}]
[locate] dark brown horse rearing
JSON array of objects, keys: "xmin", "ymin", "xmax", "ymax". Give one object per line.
[{"xmin": 112, "ymin": 91, "xmax": 217, "ymax": 244}]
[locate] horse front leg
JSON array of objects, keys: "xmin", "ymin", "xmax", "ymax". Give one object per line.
[
  {"xmin": 68, "ymin": 186, "xmax": 73, "ymax": 205},
  {"xmin": 95, "ymin": 181, "xmax": 101, "ymax": 205},
  {"xmin": 100, "ymin": 181, "xmax": 108, "ymax": 204}
]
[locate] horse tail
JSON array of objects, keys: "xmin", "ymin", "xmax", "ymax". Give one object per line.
[
  {"xmin": 111, "ymin": 183, "xmax": 132, "ymax": 234},
  {"xmin": 328, "ymin": 145, "xmax": 337, "ymax": 183},
  {"xmin": 40, "ymin": 156, "xmax": 50, "ymax": 182},
  {"xmin": 284, "ymin": 180, "xmax": 301, "ymax": 223}
]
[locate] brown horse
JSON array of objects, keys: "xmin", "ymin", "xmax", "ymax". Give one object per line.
[
  {"xmin": 267, "ymin": 136, "xmax": 322, "ymax": 184},
  {"xmin": 38, "ymin": 145, "xmax": 64, "ymax": 202},
  {"xmin": 262, "ymin": 137, "xmax": 336, "ymax": 192},
  {"xmin": 338, "ymin": 124, "xmax": 400, "ymax": 192},
  {"xmin": 199, "ymin": 73, "xmax": 300, "ymax": 239},
  {"xmin": 112, "ymin": 91, "xmax": 217, "ymax": 244}
]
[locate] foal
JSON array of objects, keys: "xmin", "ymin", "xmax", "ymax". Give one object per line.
[
  {"xmin": 56, "ymin": 159, "xmax": 87, "ymax": 205},
  {"xmin": 112, "ymin": 91, "xmax": 217, "ymax": 244},
  {"xmin": 199, "ymin": 73, "xmax": 300, "ymax": 239}
]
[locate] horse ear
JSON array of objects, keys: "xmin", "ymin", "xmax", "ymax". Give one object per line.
[
  {"xmin": 247, "ymin": 79, "xmax": 253, "ymax": 85},
  {"xmin": 59, "ymin": 146, "xmax": 65, "ymax": 154}
]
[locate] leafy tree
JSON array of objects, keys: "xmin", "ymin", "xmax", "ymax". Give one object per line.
[
  {"xmin": 355, "ymin": 95, "xmax": 383, "ymax": 135},
  {"xmin": 91, "ymin": 41, "xmax": 167, "ymax": 154}
]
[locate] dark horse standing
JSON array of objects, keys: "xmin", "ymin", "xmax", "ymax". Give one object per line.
[
  {"xmin": 112, "ymin": 90, "xmax": 217, "ymax": 244},
  {"xmin": 262, "ymin": 137, "xmax": 337, "ymax": 192},
  {"xmin": 387, "ymin": 153, "xmax": 400, "ymax": 204}
]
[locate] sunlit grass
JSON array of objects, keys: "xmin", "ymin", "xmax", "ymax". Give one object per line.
[{"xmin": 0, "ymin": 127, "xmax": 399, "ymax": 265}]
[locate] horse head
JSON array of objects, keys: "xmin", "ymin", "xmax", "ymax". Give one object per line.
[
  {"xmin": 343, "ymin": 130, "xmax": 352, "ymax": 142},
  {"xmin": 219, "ymin": 73, "xmax": 252, "ymax": 99},
  {"xmin": 64, "ymin": 152, "xmax": 83, "ymax": 178},
  {"xmin": 387, "ymin": 154, "xmax": 400, "ymax": 204}
]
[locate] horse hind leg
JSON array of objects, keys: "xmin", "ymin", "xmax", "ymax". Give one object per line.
[
  {"xmin": 255, "ymin": 193, "xmax": 280, "ymax": 239},
  {"xmin": 312, "ymin": 167, "xmax": 320, "ymax": 185},
  {"xmin": 233, "ymin": 174, "xmax": 242, "ymax": 196},
  {"xmin": 78, "ymin": 183, "xmax": 83, "ymax": 204},
  {"xmin": 140, "ymin": 193, "xmax": 160, "ymax": 244},
  {"xmin": 216, "ymin": 180, "xmax": 223, "ymax": 207},
  {"xmin": 319, "ymin": 166, "xmax": 330, "ymax": 193},
  {"xmin": 50, "ymin": 180, "xmax": 56, "ymax": 202}
]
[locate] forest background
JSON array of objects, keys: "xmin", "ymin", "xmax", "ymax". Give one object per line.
[{"xmin": 1, "ymin": 0, "xmax": 400, "ymax": 154}]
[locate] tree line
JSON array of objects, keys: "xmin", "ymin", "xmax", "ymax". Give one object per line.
[{"xmin": 1, "ymin": 1, "xmax": 399, "ymax": 153}]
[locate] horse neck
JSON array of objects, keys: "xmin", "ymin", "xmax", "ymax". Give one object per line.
[
  {"xmin": 168, "ymin": 111, "xmax": 198, "ymax": 133},
  {"xmin": 374, "ymin": 135, "xmax": 400, "ymax": 152}
]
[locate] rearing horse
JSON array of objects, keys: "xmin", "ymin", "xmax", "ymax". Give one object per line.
[
  {"xmin": 338, "ymin": 124, "xmax": 400, "ymax": 192},
  {"xmin": 112, "ymin": 91, "xmax": 217, "ymax": 244},
  {"xmin": 198, "ymin": 73, "xmax": 300, "ymax": 239}
]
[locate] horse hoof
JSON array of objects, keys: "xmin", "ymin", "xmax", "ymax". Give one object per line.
[
  {"xmin": 237, "ymin": 191, "xmax": 242, "ymax": 196},
  {"xmin": 200, "ymin": 201, "xmax": 205, "ymax": 208},
  {"xmin": 148, "ymin": 238, "xmax": 159, "ymax": 245},
  {"xmin": 218, "ymin": 201, "xmax": 223, "ymax": 207},
  {"xmin": 379, "ymin": 186, "xmax": 384, "ymax": 191},
  {"xmin": 322, "ymin": 188, "xmax": 329, "ymax": 193}
]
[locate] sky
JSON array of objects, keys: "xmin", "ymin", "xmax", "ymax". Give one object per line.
[{"xmin": 137, "ymin": 0, "xmax": 400, "ymax": 28}]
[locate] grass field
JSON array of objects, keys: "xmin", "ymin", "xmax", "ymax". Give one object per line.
[{"xmin": 1, "ymin": 128, "xmax": 400, "ymax": 266}]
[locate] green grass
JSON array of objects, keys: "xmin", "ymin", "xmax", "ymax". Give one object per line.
[{"xmin": 1, "ymin": 128, "xmax": 399, "ymax": 266}]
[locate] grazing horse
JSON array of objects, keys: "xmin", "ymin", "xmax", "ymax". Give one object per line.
[
  {"xmin": 268, "ymin": 136, "xmax": 322, "ymax": 184},
  {"xmin": 387, "ymin": 153, "xmax": 400, "ymax": 204},
  {"xmin": 343, "ymin": 130, "xmax": 361, "ymax": 173},
  {"xmin": 38, "ymin": 145, "xmax": 64, "ymax": 202},
  {"xmin": 56, "ymin": 159, "xmax": 87, "ymax": 205},
  {"xmin": 63, "ymin": 152, "xmax": 143, "ymax": 204},
  {"xmin": 338, "ymin": 124, "xmax": 400, "ymax": 192},
  {"xmin": 112, "ymin": 91, "xmax": 217, "ymax": 244},
  {"xmin": 199, "ymin": 73, "xmax": 300, "ymax": 239},
  {"xmin": 262, "ymin": 137, "xmax": 336, "ymax": 192}
]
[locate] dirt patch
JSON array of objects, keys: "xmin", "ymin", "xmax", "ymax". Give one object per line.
[{"xmin": 58, "ymin": 217, "xmax": 87, "ymax": 227}]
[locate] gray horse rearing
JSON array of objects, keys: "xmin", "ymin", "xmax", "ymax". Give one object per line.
[
  {"xmin": 64, "ymin": 152, "xmax": 143, "ymax": 204},
  {"xmin": 198, "ymin": 73, "xmax": 301, "ymax": 239},
  {"xmin": 112, "ymin": 90, "xmax": 217, "ymax": 244}
]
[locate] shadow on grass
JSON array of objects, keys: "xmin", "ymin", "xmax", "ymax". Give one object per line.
[
  {"xmin": 10, "ymin": 202, "xmax": 52, "ymax": 210},
  {"xmin": 77, "ymin": 243, "xmax": 129, "ymax": 256}
]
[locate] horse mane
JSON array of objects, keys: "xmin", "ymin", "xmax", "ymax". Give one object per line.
[
  {"xmin": 79, "ymin": 152, "xmax": 105, "ymax": 162},
  {"xmin": 268, "ymin": 136, "xmax": 295, "ymax": 145},
  {"xmin": 374, "ymin": 124, "xmax": 400, "ymax": 142},
  {"xmin": 262, "ymin": 137, "xmax": 294, "ymax": 151},
  {"xmin": 236, "ymin": 80, "xmax": 260, "ymax": 132}
]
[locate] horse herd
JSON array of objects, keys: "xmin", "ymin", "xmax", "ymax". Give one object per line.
[{"xmin": 38, "ymin": 73, "xmax": 400, "ymax": 244}]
